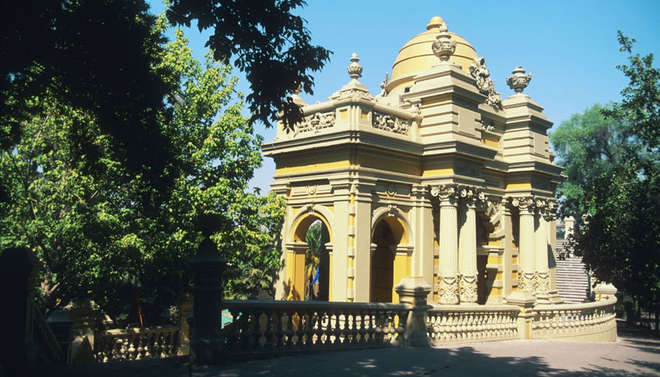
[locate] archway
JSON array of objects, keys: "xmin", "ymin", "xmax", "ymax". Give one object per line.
[
  {"xmin": 370, "ymin": 217, "xmax": 405, "ymax": 302},
  {"xmin": 289, "ymin": 215, "xmax": 331, "ymax": 301}
]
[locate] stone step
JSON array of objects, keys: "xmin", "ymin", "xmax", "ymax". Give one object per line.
[{"xmin": 555, "ymin": 252, "xmax": 590, "ymax": 303}]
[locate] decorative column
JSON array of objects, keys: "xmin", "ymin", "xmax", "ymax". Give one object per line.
[
  {"xmin": 534, "ymin": 199, "xmax": 551, "ymax": 302},
  {"xmin": 514, "ymin": 197, "xmax": 536, "ymax": 294},
  {"xmin": 458, "ymin": 187, "xmax": 478, "ymax": 304},
  {"xmin": 431, "ymin": 184, "xmax": 459, "ymax": 304}
]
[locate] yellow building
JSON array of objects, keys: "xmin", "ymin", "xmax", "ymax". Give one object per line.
[{"xmin": 264, "ymin": 17, "xmax": 563, "ymax": 307}]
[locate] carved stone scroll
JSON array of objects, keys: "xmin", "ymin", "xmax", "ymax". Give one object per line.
[{"xmin": 469, "ymin": 57, "xmax": 502, "ymax": 109}]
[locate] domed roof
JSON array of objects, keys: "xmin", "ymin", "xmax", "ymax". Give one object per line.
[{"xmin": 387, "ymin": 17, "xmax": 477, "ymax": 94}]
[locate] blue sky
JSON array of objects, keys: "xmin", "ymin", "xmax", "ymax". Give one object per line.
[{"xmin": 149, "ymin": 1, "xmax": 660, "ymax": 192}]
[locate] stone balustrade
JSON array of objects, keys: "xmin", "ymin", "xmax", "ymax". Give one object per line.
[
  {"xmin": 94, "ymin": 326, "xmax": 179, "ymax": 362},
  {"xmin": 427, "ymin": 305, "xmax": 520, "ymax": 344},
  {"xmin": 531, "ymin": 296, "xmax": 617, "ymax": 341},
  {"xmin": 222, "ymin": 300, "xmax": 409, "ymax": 358}
]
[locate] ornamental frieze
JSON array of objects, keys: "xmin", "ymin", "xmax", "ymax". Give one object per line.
[
  {"xmin": 296, "ymin": 111, "xmax": 335, "ymax": 134},
  {"xmin": 372, "ymin": 111, "xmax": 411, "ymax": 135}
]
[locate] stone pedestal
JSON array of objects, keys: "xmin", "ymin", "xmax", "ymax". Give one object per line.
[
  {"xmin": 504, "ymin": 291, "xmax": 536, "ymax": 339},
  {"xmin": 189, "ymin": 238, "xmax": 225, "ymax": 364},
  {"xmin": 395, "ymin": 277, "xmax": 431, "ymax": 347},
  {"xmin": 594, "ymin": 282, "xmax": 617, "ymax": 301}
]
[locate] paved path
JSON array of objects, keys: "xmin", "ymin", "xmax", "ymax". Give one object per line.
[{"xmin": 39, "ymin": 327, "xmax": 660, "ymax": 377}]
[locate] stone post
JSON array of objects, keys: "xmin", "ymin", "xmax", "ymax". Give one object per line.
[
  {"xmin": 516, "ymin": 197, "xmax": 536, "ymax": 295},
  {"xmin": 534, "ymin": 202, "xmax": 551, "ymax": 302},
  {"xmin": 395, "ymin": 277, "xmax": 432, "ymax": 347},
  {"xmin": 594, "ymin": 282, "xmax": 618, "ymax": 301},
  {"xmin": 189, "ymin": 237, "xmax": 225, "ymax": 364},
  {"xmin": 433, "ymin": 185, "xmax": 459, "ymax": 304},
  {"xmin": 177, "ymin": 293, "xmax": 193, "ymax": 356},
  {"xmin": 458, "ymin": 197, "xmax": 478, "ymax": 304},
  {"xmin": 508, "ymin": 296, "xmax": 536, "ymax": 339}
]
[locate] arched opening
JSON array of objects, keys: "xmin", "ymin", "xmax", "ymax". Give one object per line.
[
  {"xmin": 303, "ymin": 220, "xmax": 330, "ymax": 301},
  {"xmin": 370, "ymin": 217, "xmax": 405, "ymax": 302},
  {"xmin": 289, "ymin": 215, "xmax": 330, "ymax": 301}
]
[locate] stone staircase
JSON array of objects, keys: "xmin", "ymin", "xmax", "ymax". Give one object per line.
[{"xmin": 555, "ymin": 240, "xmax": 591, "ymax": 303}]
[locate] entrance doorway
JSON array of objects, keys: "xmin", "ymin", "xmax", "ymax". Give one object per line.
[{"xmin": 371, "ymin": 220, "xmax": 396, "ymax": 302}]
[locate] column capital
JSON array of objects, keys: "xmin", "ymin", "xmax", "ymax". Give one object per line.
[
  {"xmin": 457, "ymin": 185, "xmax": 478, "ymax": 207},
  {"xmin": 510, "ymin": 196, "xmax": 535, "ymax": 214},
  {"xmin": 430, "ymin": 184, "xmax": 458, "ymax": 205}
]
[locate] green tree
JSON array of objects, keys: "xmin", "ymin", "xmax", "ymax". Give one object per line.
[
  {"xmin": 0, "ymin": 26, "xmax": 284, "ymax": 324},
  {"xmin": 550, "ymin": 32, "xmax": 659, "ymax": 327},
  {"xmin": 1, "ymin": 0, "xmax": 329, "ymax": 197}
]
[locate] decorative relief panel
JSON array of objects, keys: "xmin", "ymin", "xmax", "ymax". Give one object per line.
[
  {"xmin": 372, "ymin": 111, "xmax": 411, "ymax": 135},
  {"xmin": 296, "ymin": 111, "xmax": 335, "ymax": 134}
]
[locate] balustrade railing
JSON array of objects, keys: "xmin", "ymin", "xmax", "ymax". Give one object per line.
[
  {"xmin": 426, "ymin": 305, "xmax": 520, "ymax": 344},
  {"xmin": 531, "ymin": 296, "xmax": 617, "ymax": 341},
  {"xmin": 94, "ymin": 326, "xmax": 179, "ymax": 362},
  {"xmin": 222, "ymin": 300, "xmax": 409, "ymax": 358}
]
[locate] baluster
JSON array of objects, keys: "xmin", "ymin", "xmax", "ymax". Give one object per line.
[
  {"xmin": 358, "ymin": 311, "xmax": 367, "ymax": 345},
  {"xmin": 136, "ymin": 331, "xmax": 145, "ymax": 360}
]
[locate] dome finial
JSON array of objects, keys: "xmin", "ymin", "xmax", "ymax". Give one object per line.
[
  {"xmin": 426, "ymin": 16, "xmax": 445, "ymax": 30},
  {"xmin": 506, "ymin": 66, "xmax": 532, "ymax": 94},
  {"xmin": 347, "ymin": 53, "xmax": 363, "ymax": 80}
]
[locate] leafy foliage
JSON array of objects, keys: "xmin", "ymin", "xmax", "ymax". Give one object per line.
[
  {"xmin": 1, "ymin": 0, "xmax": 177, "ymax": 193},
  {"xmin": 166, "ymin": 0, "xmax": 332, "ymax": 128},
  {"xmin": 550, "ymin": 32, "xmax": 659, "ymax": 318},
  {"xmin": 1, "ymin": 0, "xmax": 329, "ymax": 203},
  {"xmin": 0, "ymin": 26, "xmax": 284, "ymax": 324}
]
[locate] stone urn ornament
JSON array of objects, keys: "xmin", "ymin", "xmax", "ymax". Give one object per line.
[
  {"xmin": 347, "ymin": 53, "xmax": 363, "ymax": 80},
  {"xmin": 432, "ymin": 26, "xmax": 456, "ymax": 63},
  {"xmin": 506, "ymin": 65, "xmax": 532, "ymax": 94}
]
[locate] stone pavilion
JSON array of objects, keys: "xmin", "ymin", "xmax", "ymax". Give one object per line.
[{"xmin": 263, "ymin": 16, "xmax": 564, "ymax": 307}]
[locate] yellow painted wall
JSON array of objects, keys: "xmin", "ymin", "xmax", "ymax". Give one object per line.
[
  {"xmin": 276, "ymin": 159, "xmax": 351, "ymax": 175},
  {"xmin": 358, "ymin": 154, "xmax": 420, "ymax": 176},
  {"xmin": 328, "ymin": 253, "xmax": 333, "ymax": 300},
  {"xmin": 481, "ymin": 133, "xmax": 499, "ymax": 148},
  {"xmin": 392, "ymin": 254, "xmax": 410, "ymax": 303},
  {"xmin": 423, "ymin": 160, "xmax": 454, "ymax": 177}
]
